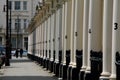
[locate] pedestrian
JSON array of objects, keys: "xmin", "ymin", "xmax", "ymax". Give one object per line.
[
  {"xmin": 15, "ymin": 49, "xmax": 18, "ymax": 58},
  {"xmin": 20, "ymin": 48, "xmax": 23, "ymax": 58}
]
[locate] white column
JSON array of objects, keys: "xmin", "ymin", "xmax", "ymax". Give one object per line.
[
  {"xmin": 36, "ymin": 28, "xmax": 37, "ymax": 56},
  {"xmin": 50, "ymin": 14, "xmax": 54, "ymax": 61},
  {"xmin": 69, "ymin": 0, "xmax": 75, "ymax": 66},
  {"xmin": 73, "ymin": 0, "xmax": 84, "ymax": 67},
  {"xmin": 45, "ymin": 19, "xmax": 48, "ymax": 59},
  {"xmin": 86, "ymin": 0, "xmax": 93, "ymax": 72},
  {"xmin": 61, "ymin": 3, "xmax": 65, "ymax": 64},
  {"xmin": 81, "ymin": 0, "xmax": 89, "ymax": 71},
  {"xmin": 59, "ymin": 7, "xmax": 62, "ymax": 56},
  {"xmin": 28, "ymin": 34, "xmax": 31, "ymax": 53},
  {"xmin": 55, "ymin": 9, "xmax": 60, "ymax": 63},
  {"xmin": 100, "ymin": 0, "xmax": 113, "ymax": 79},
  {"xmin": 47, "ymin": 17, "xmax": 51, "ymax": 59},
  {"xmin": 42, "ymin": 23, "xmax": 44, "ymax": 58},
  {"xmin": 44, "ymin": 20, "xmax": 47, "ymax": 59},
  {"xmin": 66, "ymin": 0, "xmax": 72, "ymax": 51},
  {"xmin": 110, "ymin": 0, "xmax": 120, "ymax": 79},
  {"xmin": 38, "ymin": 25, "xmax": 40, "ymax": 57},
  {"xmin": 63, "ymin": 1, "xmax": 67, "ymax": 64},
  {"xmin": 40, "ymin": 24, "xmax": 43, "ymax": 58},
  {"xmin": 48, "ymin": 15, "xmax": 52, "ymax": 60},
  {"xmin": 73, "ymin": 0, "xmax": 78, "ymax": 67},
  {"xmin": 86, "ymin": 0, "xmax": 103, "ymax": 72}
]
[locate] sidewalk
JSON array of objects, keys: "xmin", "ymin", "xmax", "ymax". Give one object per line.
[{"xmin": 0, "ymin": 57, "xmax": 58, "ymax": 80}]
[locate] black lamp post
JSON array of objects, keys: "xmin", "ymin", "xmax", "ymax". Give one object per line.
[{"xmin": 5, "ymin": 0, "xmax": 10, "ymax": 66}]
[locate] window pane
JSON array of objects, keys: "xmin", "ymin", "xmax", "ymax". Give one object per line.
[
  {"xmin": 24, "ymin": 19, "xmax": 27, "ymax": 29},
  {"xmin": 15, "ymin": 19, "xmax": 21, "ymax": 29},
  {"xmin": 8, "ymin": 1, "xmax": 12, "ymax": 10},
  {"xmin": 15, "ymin": 1, "xmax": 21, "ymax": 10},
  {"xmin": 23, "ymin": 1, "xmax": 27, "ymax": 10}
]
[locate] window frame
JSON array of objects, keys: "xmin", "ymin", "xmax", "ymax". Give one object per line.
[{"xmin": 14, "ymin": 1, "xmax": 21, "ymax": 10}]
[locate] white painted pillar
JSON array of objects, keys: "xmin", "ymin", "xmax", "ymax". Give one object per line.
[
  {"xmin": 47, "ymin": 17, "xmax": 50, "ymax": 59},
  {"xmin": 81, "ymin": 0, "xmax": 89, "ymax": 71},
  {"xmin": 110, "ymin": 0, "xmax": 120, "ymax": 79},
  {"xmin": 45, "ymin": 19, "xmax": 48, "ymax": 59},
  {"xmin": 42, "ymin": 23, "xmax": 44, "ymax": 58},
  {"xmin": 59, "ymin": 7, "xmax": 63, "ymax": 58},
  {"xmin": 69, "ymin": 0, "xmax": 75, "ymax": 66},
  {"xmin": 63, "ymin": 1, "xmax": 67, "ymax": 64},
  {"xmin": 40, "ymin": 24, "xmax": 42, "ymax": 57},
  {"xmin": 86, "ymin": 0, "xmax": 103, "ymax": 72},
  {"xmin": 73, "ymin": 0, "xmax": 84, "ymax": 67},
  {"xmin": 39, "ymin": 25, "xmax": 41, "ymax": 57},
  {"xmin": 86, "ymin": 0, "xmax": 93, "ymax": 72},
  {"xmin": 38, "ymin": 25, "xmax": 40, "ymax": 57},
  {"xmin": 35, "ymin": 28, "xmax": 37, "ymax": 56},
  {"xmin": 53, "ymin": 12, "xmax": 56, "ymax": 61},
  {"xmin": 100, "ymin": 0, "xmax": 113, "ymax": 79},
  {"xmin": 73, "ymin": 0, "xmax": 78, "ymax": 67},
  {"xmin": 28, "ymin": 34, "xmax": 31, "ymax": 53},
  {"xmin": 66, "ymin": 0, "xmax": 71, "ymax": 52},
  {"xmin": 50, "ymin": 14, "xmax": 55, "ymax": 62},
  {"xmin": 44, "ymin": 20, "xmax": 47, "ymax": 59},
  {"xmin": 55, "ymin": 9, "xmax": 60, "ymax": 63},
  {"xmin": 61, "ymin": 3, "xmax": 65, "ymax": 64},
  {"xmin": 49, "ymin": 16, "xmax": 51, "ymax": 60}
]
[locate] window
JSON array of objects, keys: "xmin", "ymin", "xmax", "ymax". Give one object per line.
[
  {"xmin": 23, "ymin": 1, "xmax": 27, "ymax": 10},
  {"xmin": 24, "ymin": 37, "xmax": 28, "ymax": 50},
  {"xmin": 15, "ymin": 19, "xmax": 21, "ymax": 30},
  {"xmin": 8, "ymin": 1, "xmax": 12, "ymax": 10},
  {"xmin": 24, "ymin": 19, "xmax": 27, "ymax": 29},
  {"xmin": 15, "ymin": 1, "xmax": 21, "ymax": 10}
]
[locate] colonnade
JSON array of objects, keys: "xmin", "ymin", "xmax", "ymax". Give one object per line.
[{"xmin": 27, "ymin": 0, "xmax": 120, "ymax": 80}]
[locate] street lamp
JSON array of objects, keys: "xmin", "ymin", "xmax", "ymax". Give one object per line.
[{"xmin": 5, "ymin": 0, "xmax": 10, "ymax": 66}]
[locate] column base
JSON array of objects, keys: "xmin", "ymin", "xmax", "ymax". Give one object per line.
[
  {"xmin": 55, "ymin": 62, "xmax": 60, "ymax": 77},
  {"xmin": 58, "ymin": 63, "xmax": 63, "ymax": 79},
  {"xmin": 84, "ymin": 71, "xmax": 92, "ymax": 80},
  {"xmin": 43, "ymin": 58, "xmax": 46, "ymax": 68},
  {"xmin": 70, "ymin": 66, "xmax": 79, "ymax": 80},
  {"xmin": 49, "ymin": 60, "xmax": 54, "ymax": 72},
  {"xmin": 40, "ymin": 58, "xmax": 43, "ymax": 66},
  {"xmin": 45, "ymin": 59, "xmax": 49, "ymax": 70},
  {"xmin": 99, "ymin": 72, "xmax": 110, "ymax": 80},
  {"xmin": 79, "ymin": 70, "xmax": 85, "ymax": 80},
  {"xmin": 67, "ymin": 66, "xmax": 72, "ymax": 80},
  {"xmin": 62, "ymin": 64, "xmax": 67, "ymax": 80},
  {"xmin": 40, "ymin": 57, "xmax": 43, "ymax": 65},
  {"xmin": 38, "ymin": 57, "xmax": 41, "ymax": 64},
  {"xmin": 109, "ymin": 74, "xmax": 116, "ymax": 80}
]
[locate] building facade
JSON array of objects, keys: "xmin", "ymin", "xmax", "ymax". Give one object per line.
[
  {"xmin": 0, "ymin": 0, "xmax": 40, "ymax": 50},
  {"xmin": 27, "ymin": 0, "xmax": 120, "ymax": 80}
]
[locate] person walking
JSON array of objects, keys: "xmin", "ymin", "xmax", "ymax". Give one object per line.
[
  {"xmin": 15, "ymin": 49, "xmax": 18, "ymax": 58},
  {"xmin": 20, "ymin": 48, "xmax": 23, "ymax": 58}
]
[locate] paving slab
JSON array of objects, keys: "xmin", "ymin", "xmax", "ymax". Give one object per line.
[{"xmin": 0, "ymin": 57, "xmax": 58, "ymax": 80}]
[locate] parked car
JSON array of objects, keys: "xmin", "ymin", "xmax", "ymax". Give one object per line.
[{"xmin": 0, "ymin": 46, "xmax": 5, "ymax": 68}]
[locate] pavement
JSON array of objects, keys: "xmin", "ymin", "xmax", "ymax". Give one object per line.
[{"xmin": 0, "ymin": 56, "xmax": 58, "ymax": 80}]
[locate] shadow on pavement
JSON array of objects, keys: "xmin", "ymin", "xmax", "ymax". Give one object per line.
[{"xmin": 0, "ymin": 76, "xmax": 58, "ymax": 80}]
